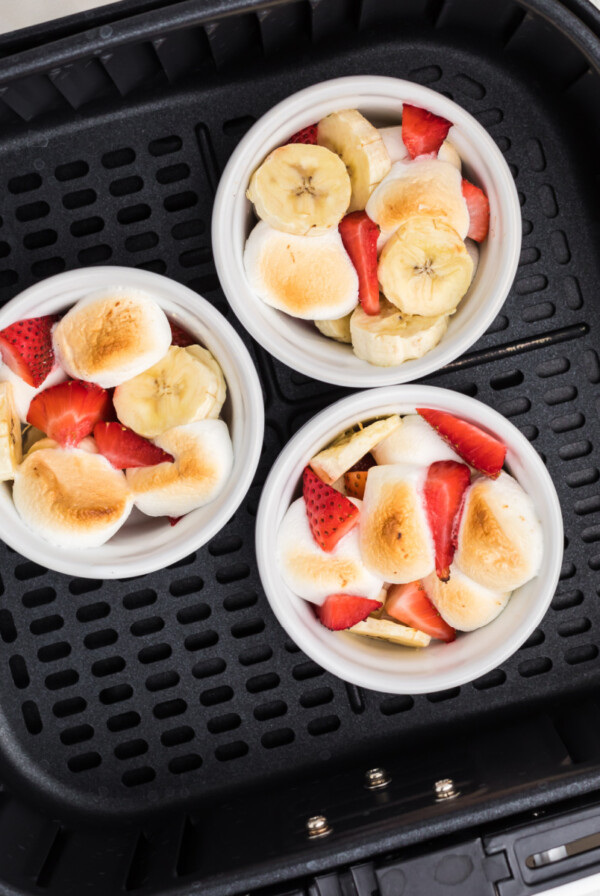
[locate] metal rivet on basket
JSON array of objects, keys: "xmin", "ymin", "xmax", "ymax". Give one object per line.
[
  {"xmin": 434, "ymin": 778, "xmax": 460, "ymax": 801},
  {"xmin": 364, "ymin": 767, "xmax": 391, "ymax": 790},
  {"xmin": 306, "ymin": 815, "xmax": 332, "ymax": 838}
]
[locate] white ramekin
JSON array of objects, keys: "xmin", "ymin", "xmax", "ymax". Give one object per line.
[
  {"xmin": 256, "ymin": 385, "xmax": 562, "ymax": 694},
  {"xmin": 0, "ymin": 266, "xmax": 264, "ymax": 579},
  {"xmin": 212, "ymin": 75, "xmax": 522, "ymax": 388}
]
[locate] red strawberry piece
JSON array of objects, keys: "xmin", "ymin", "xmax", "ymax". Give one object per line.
[
  {"xmin": 168, "ymin": 516, "xmax": 182, "ymax": 526},
  {"xmin": 338, "ymin": 211, "xmax": 380, "ymax": 315},
  {"xmin": 417, "ymin": 408, "xmax": 507, "ymax": 478},
  {"xmin": 386, "ymin": 581, "xmax": 456, "ymax": 642},
  {"xmin": 287, "ymin": 123, "xmax": 318, "ymax": 145},
  {"xmin": 402, "ymin": 103, "xmax": 452, "ymax": 159},
  {"xmin": 303, "ymin": 466, "xmax": 359, "ymax": 552},
  {"xmin": 0, "ymin": 315, "xmax": 58, "ymax": 387},
  {"xmin": 462, "ymin": 179, "xmax": 490, "ymax": 242},
  {"xmin": 423, "ymin": 460, "xmax": 471, "ymax": 581},
  {"xmin": 348, "ymin": 452, "xmax": 376, "ymax": 473},
  {"xmin": 344, "ymin": 470, "xmax": 368, "ymax": 500},
  {"xmin": 94, "ymin": 422, "xmax": 174, "ymax": 469},
  {"xmin": 27, "ymin": 380, "xmax": 112, "ymax": 448},
  {"xmin": 169, "ymin": 319, "xmax": 195, "ymax": 347},
  {"xmin": 316, "ymin": 593, "xmax": 382, "ymax": 631}
]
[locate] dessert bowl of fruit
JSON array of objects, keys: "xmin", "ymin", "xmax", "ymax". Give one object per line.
[
  {"xmin": 256, "ymin": 385, "xmax": 562, "ymax": 693},
  {"xmin": 213, "ymin": 75, "xmax": 521, "ymax": 388},
  {"xmin": 0, "ymin": 266, "xmax": 263, "ymax": 579}
]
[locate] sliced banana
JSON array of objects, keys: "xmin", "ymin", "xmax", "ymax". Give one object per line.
[
  {"xmin": 378, "ymin": 125, "xmax": 460, "ymax": 171},
  {"xmin": 0, "ymin": 382, "xmax": 22, "ymax": 481},
  {"xmin": 113, "ymin": 345, "xmax": 226, "ymax": 439},
  {"xmin": 246, "ymin": 143, "xmax": 351, "ymax": 236},
  {"xmin": 378, "ymin": 217, "xmax": 473, "ymax": 317},
  {"xmin": 366, "ymin": 158, "xmax": 469, "ymax": 246},
  {"xmin": 318, "ymin": 109, "xmax": 391, "ymax": 212},
  {"xmin": 315, "ymin": 314, "xmax": 352, "ymax": 344},
  {"xmin": 438, "ymin": 140, "xmax": 461, "ymax": 170},
  {"xmin": 351, "ymin": 296, "xmax": 449, "ymax": 367},
  {"xmin": 309, "ymin": 415, "xmax": 400, "ymax": 485},
  {"xmin": 349, "ymin": 616, "xmax": 431, "ymax": 647},
  {"xmin": 244, "ymin": 220, "xmax": 358, "ymax": 320}
]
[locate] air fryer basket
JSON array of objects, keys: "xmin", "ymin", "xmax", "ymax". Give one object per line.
[{"xmin": 0, "ymin": 1, "xmax": 599, "ymax": 894}]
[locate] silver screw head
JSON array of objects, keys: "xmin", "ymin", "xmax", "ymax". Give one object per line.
[
  {"xmin": 434, "ymin": 778, "xmax": 460, "ymax": 800},
  {"xmin": 306, "ymin": 815, "xmax": 332, "ymax": 838},
  {"xmin": 364, "ymin": 767, "xmax": 391, "ymax": 790}
]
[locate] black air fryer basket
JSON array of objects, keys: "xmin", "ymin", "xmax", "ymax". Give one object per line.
[{"xmin": 0, "ymin": 1, "xmax": 600, "ymax": 894}]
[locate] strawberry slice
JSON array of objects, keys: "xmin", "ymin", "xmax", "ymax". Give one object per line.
[
  {"xmin": 424, "ymin": 460, "xmax": 471, "ymax": 581},
  {"xmin": 417, "ymin": 408, "xmax": 507, "ymax": 478},
  {"xmin": 303, "ymin": 466, "xmax": 359, "ymax": 552},
  {"xmin": 0, "ymin": 315, "xmax": 58, "ymax": 387},
  {"xmin": 168, "ymin": 516, "xmax": 182, "ymax": 526},
  {"xmin": 94, "ymin": 422, "xmax": 174, "ymax": 469},
  {"xmin": 338, "ymin": 211, "xmax": 380, "ymax": 315},
  {"xmin": 402, "ymin": 104, "xmax": 452, "ymax": 159},
  {"xmin": 169, "ymin": 319, "xmax": 195, "ymax": 347},
  {"xmin": 344, "ymin": 470, "xmax": 368, "ymax": 500},
  {"xmin": 27, "ymin": 380, "xmax": 112, "ymax": 448},
  {"xmin": 386, "ymin": 581, "xmax": 455, "ymax": 642},
  {"xmin": 462, "ymin": 179, "xmax": 490, "ymax": 242},
  {"xmin": 316, "ymin": 593, "xmax": 382, "ymax": 631},
  {"xmin": 287, "ymin": 123, "xmax": 318, "ymax": 145}
]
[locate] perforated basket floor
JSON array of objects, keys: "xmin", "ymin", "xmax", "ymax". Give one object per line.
[{"xmin": 0, "ymin": 0, "xmax": 599, "ymax": 893}]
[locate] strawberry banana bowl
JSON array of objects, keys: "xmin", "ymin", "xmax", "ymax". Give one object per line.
[
  {"xmin": 0, "ymin": 267, "xmax": 263, "ymax": 579},
  {"xmin": 213, "ymin": 76, "xmax": 521, "ymax": 388},
  {"xmin": 256, "ymin": 386, "xmax": 562, "ymax": 694}
]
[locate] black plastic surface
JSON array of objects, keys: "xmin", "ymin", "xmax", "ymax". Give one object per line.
[{"xmin": 0, "ymin": 0, "xmax": 599, "ymax": 894}]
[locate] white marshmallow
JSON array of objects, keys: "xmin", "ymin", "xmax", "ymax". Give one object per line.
[
  {"xmin": 372, "ymin": 414, "xmax": 462, "ymax": 467},
  {"xmin": 244, "ymin": 220, "xmax": 359, "ymax": 320},
  {"xmin": 53, "ymin": 288, "xmax": 172, "ymax": 388},
  {"xmin": 277, "ymin": 497, "xmax": 382, "ymax": 605},
  {"xmin": 13, "ymin": 446, "xmax": 133, "ymax": 548},
  {"xmin": 127, "ymin": 419, "xmax": 233, "ymax": 517},
  {"xmin": 0, "ymin": 363, "xmax": 68, "ymax": 423}
]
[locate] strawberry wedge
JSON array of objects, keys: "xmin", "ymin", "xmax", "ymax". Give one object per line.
[
  {"xmin": 386, "ymin": 581, "xmax": 455, "ymax": 642},
  {"xmin": 417, "ymin": 408, "xmax": 506, "ymax": 478},
  {"xmin": 402, "ymin": 103, "xmax": 452, "ymax": 159},
  {"xmin": 462, "ymin": 179, "xmax": 490, "ymax": 241},
  {"xmin": 27, "ymin": 380, "xmax": 112, "ymax": 448},
  {"xmin": 303, "ymin": 466, "xmax": 359, "ymax": 552},
  {"xmin": 316, "ymin": 594, "xmax": 382, "ymax": 631},
  {"xmin": 0, "ymin": 315, "xmax": 58, "ymax": 387},
  {"xmin": 287, "ymin": 123, "xmax": 318, "ymax": 145},
  {"xmin": 169, "ymin": 319, "xmax": 195, "ymax": 347},
  {"xmin": 339, "ymin": 211, "xmax": 380, "ymax": 315},
  {"xmin": 94, "ymin": 422, "xmax": 174, "ymax": 469},
  {"xmin": 344, "ymin": 470, "xmax": 368, "ymax": 500},
  {"xmin": 424, "ymin": 460, "xmax": 471, "ymax": 581}
]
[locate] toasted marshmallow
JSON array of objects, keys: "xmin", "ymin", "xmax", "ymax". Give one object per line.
[
  {"xmin": 277, "ymin": 497, "xmax": 382, "ymax": 605},
  {"xmin": 372, "ymin": 414, "xmax": 462, "ymax": 466},
  {"xmin": 454, "ymin": 472, "xmax": 543, "ymax": 592},
  {"xmin": 366, "ymin": 159, "xmax": 469, "ymax": 250},
  {"xmin": 360, "ymin": 463, "xmax": 434, "ymax": 583},
  {"xmin": 423, "ymin": 566, "xmax": 510, "ymax": 631},
  {"xmin": 0, "ymin": 363, "xmax": 67, "ymax": 422},
  {"xmin": 244, "ymin": 220, "xmax": 359, "ymax": 320},
  {"xmin": 126, "ymin": 419, "xmax": 232, "ymax": 517},
  {"xmin": 13, "ymin": 446, "xmax": 133, "ymax": 548},
  {"xmin": 53, "ymin": 288, "xmax": 171, "ymax": 388}
]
